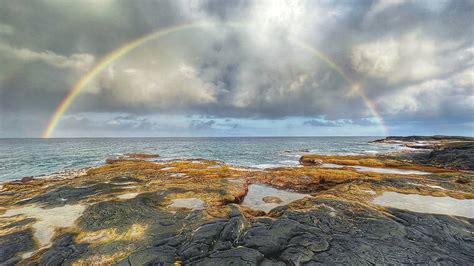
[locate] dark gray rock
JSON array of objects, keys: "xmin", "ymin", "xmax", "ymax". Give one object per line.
[
  {"xmin": 0, "ymin": 229, "xmax": 35, "ymax": 264},
  {"xmin": 17, "ymin": 183, "xmax": 125, "ymax": 208},
  {"xmin": 38, "ymin": 233, "xmax": 88, "ymax": 265},
  {"xmin": 19, "ymin": 191, "xmax": 473, "ymax": 265},
  {"xmin": 116, "ymin": 246, "xmax": 176, "ymax": 266},
  {"xmin": 420, "ymin": 141, "xmax": 474, "ymax": 170},
  {"xmin": 371, "ymin": 135, "xmax": 474, "ymax": 143},
  {"xmin": 372, "ymin": 136, "xmax": 474, "ymax": 170},
  {"xmin": 121, "ymin": 198, "xmax": 473, "ymax": 265},
  {"xmin": 241, "ymin": 218, "xmax": 308, "ymax": 256},
  {"xmin": 0, "ymin": 218, "xmax": 35, "ymax": 230},
  {"xmin": 178, "ymin": 220, "xmax": 227, "ymax": 262},
  {"xmin": 194, "ymin": 247, "xmax": 264, "ymax": 265},
  {"xmin": 78, "ymin": 190, "xmax": 189, "ymax": 232}
]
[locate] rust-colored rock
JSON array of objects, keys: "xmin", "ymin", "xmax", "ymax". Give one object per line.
[
  {"xmin": 262, "ymin": 196, "xmax": 283, "ymax": 203},
  {"xmin": 299, "ymin": 156, "xmax": 323, "ymax": 166},
  {"xmin": 1, "ymin": 151, "xmax": 472, "ymax": 265}
]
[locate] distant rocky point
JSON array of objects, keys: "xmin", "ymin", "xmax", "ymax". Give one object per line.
[
  {"xmin": 372, "ymin": 135, "xmax": 474, "ymax": 146},
  {"xmin": 373, "ymin": 136, "xmax": 474, "ymax": 171}
]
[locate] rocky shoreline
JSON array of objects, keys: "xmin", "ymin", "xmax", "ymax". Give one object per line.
[
  {"xmin": 373, "ymin": 136, "xmax": 474, "ymax": 171},
  {"xmin": 1, "ymin": 137, "xmax": 473, "ymax": 265}
]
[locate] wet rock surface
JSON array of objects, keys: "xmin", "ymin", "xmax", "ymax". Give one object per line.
[
  {"xmin": 0, "ymin": 228, "xmax": 35, "ymax": 264},
  {"xmin": 37, "ymin": 233, "xmax": 88, "ymax": 265},
  {"xmin": 371, "ymin": 135, "xmax": 474, "ymax": 144},
  {"xmin": 412, "ymin": 141, "xmax": 474, "ymax": 170},
  {"xmin": 114, "ymin": 199, "xmax": 474, "ymax": 265},
  {"xmin": 0, "ymin": 150, "xmax": 473, "ymax": 264},
  {"xmin": 373, "ymin": 136, "xmax": 474, "ymax": 170}
]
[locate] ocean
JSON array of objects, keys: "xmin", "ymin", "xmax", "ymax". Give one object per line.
[{"xmin": 0, "ymin": 137, "xmax": 406, "ymax": 181}]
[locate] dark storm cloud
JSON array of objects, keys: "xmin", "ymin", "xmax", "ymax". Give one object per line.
[
  {"xmin": 60, "ymin": 114, "xmax": 156, "ymax": 131},
  {"xmin": 46, "ymin": 114, "xmax": 160, "ymax": 137},
  {"xmin": 0, "ymin": 0, "xmax": 472, "ymax": 136}
]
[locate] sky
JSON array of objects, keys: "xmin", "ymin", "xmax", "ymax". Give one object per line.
[{"xmin": 0, "ymin": 0, "xmax": 473, "ymax": 137}]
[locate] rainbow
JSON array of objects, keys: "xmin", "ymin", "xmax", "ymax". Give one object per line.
[
  {"xmin": 290, "ymin": 38, "xmax": 387, "ymax": 133},
  {"xmin": 42, "ymin": 22, "xmax": 388, "ymax": 138}
]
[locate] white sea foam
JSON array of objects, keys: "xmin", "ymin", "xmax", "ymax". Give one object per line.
[{"xmin": 251, "ymin": 164, "xmax": 283, "ymax": 169}]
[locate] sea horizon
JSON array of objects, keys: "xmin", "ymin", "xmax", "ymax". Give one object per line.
[
  {"xmin": 1, "ymin": 136, "xmax": 406, "ymax": 181},
  {"xmin": 1, "ymin": 135, "xmax": 388, "ymax": 139},
  {"xmin": 3, "ymin": 134, "xmax": 474, "ymax": 139},
  {"xmin": 1, "ymin": 1, "xmax": 473, "ymax": 263}
]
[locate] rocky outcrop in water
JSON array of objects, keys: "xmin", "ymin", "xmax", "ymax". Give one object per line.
[
  {"xmin": 412, "ymin": 141, "xmax": 474, "ymax": 170},
  {"xmin": 371, "ymin": 135, "xmax": 474, "ymax": 144},
  {"xmin": 373, "ymin": 136, "xmax": 474, "ymax": 170}
]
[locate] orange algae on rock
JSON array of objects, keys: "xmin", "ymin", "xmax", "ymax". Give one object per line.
[
  {"xmin": 0, "ymin": 151, "xmax": 473, "ymax": 265},
  {"xmin": 299, "ymin": 154, "xmax": 456, "ymax": 173}
]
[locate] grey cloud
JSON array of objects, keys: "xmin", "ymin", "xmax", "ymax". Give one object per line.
[
  {"xmin": 45, "ymin": 114, "xmax": 159, "ymax": 137},
  {"xmin": 189, "ymin": 120, "xmax": 216, "ymax": 130},
  {"xmin": 304, "ymin": 119, "xmax": 349, "ymax": 127},
  {"xmin": 0, "ymin": 112, "xmax": 48, "ymax": 138},
  {"xmin": 0, "ymin": 43, "xmax": 94, "ymax": 70},
  {"xmin": 105, "ymin": 115, "xmax": 156, "ymax": 131},
  {"xmin": 0, "ymin": 0, "xmax": 472, "ymax": 137},
  {"xmin": 217, "ymin": 122, "xmax": 239, "ymax": 129},
  {"xmin": 303, "ymin": 116, "xmax": 377, "ymax": 127}
]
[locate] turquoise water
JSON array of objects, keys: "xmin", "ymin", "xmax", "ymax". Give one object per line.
[{"xmin": 0, "ymin": 137, "xmax": 404, "ymax": 181}]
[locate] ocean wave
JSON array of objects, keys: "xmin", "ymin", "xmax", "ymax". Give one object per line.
[
  {"xmin": 363, "ymin": 150, "xmax": 379, "ymax": 155},
  {"xmin": 278, "ymin": 160, "xmax": 300, "ymax": 166},
  {"xmin": 251, "ymin": 164, "xmax": 284, "ymax": 169},
  {"xmin": 282, "ymin": 153, "xmax": 303, "ymax": 158},
  {"xmin": 251, "ymin": 160, "xmax": 300, "ymax": 169}
]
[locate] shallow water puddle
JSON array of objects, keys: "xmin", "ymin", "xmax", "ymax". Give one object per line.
[
  {"xmin": 408, "ymin": 182, "xmax": 447, "ymax": 190},
  {"xmin": 321, "ymin": 163, "xmax": 431, "ymax": 175},
  {"xmin": 117, "ymin": 192, "xmax": 140, "ymax": 199},
  {"xmin": 169, "ymin": 198, "xmax": 206, "ymax": 210},
  {"xmin": 426, "ymin": 184, "xmax": 447, "ymax": 190},
  {"xmin": 351, "ymin": 166, "xmax": 431, "ymax": 175},
  {"xmin": 170, "ymin": 173, "xmax": 188, "ymax": 178},
  {"xmin": 372, "ymin": 192, "xmax": 474, "ymax": 218},
  {"xmin": 2, "ymin": 204, "xmax": 86, "ymax": 248},
  {"xmin": 320, "ymin": 163, "xmax": 345, "ymax": 168},
  {"xmin": 242, "ymin": 184, "xmax": 307, "ymax": 213}
]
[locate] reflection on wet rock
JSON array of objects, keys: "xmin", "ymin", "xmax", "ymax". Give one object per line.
[
  {"xmin": 373, "ymin": 192, "xmax": 474, "ymax": 218},
  {"xmin": 242, "ymin": 184, "xmax": 307, "ymax": 213}
]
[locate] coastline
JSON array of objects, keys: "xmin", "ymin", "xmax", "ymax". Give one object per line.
[{"xmin": 0, "ymin": 136, "xmax": 473, "ymax": 264}]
